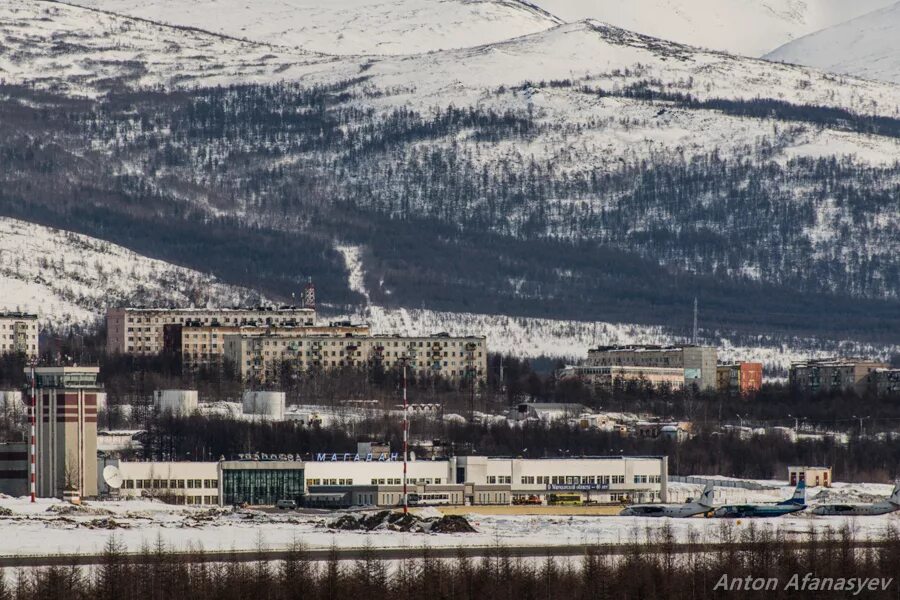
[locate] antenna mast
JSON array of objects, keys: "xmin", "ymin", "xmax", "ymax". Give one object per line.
[{"xmin": 692, "ymin": 297, "xmax": 699, "ymax": 345}]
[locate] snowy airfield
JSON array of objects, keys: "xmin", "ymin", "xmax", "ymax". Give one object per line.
[{"xmin": 0, "ymin": 480, "xmax": 897, "ymax": 557}]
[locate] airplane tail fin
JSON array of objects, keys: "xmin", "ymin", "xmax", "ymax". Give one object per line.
[
  {"xmin": 778, "ymin": 481, "xmax": 806, "ymax": 506},
  {"xmin": 698, "ymin": 483, "xmax": 715, "ymax": 507},
  {"xmin": 890, "ymin": 482, "xmax": 900, "ymax": 506}
]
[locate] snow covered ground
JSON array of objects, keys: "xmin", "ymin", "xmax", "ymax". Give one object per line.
[
  {"xmin": 530, "ymin": 0, "xmax": 897, "ymax": 57},
  {"xmin": 64, "ymin": 0, "xmax": 900, "ymax": 59},
  {"xmin": 69, "ymin": 0, "xmax": 561, "ymax": 56},
  {"xmin": 0, "ymin": 479, "xmax": 897, "ymax": 557},
  {"xmin": 0, "ymin": 216, "xmax": 264, "ymax": 324}
]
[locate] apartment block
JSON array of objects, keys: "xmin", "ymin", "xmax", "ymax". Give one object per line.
[
  {"xmin": 0, "ymin": 312, "xmax": 38, "ymax": 358},
  {"xmin": 716, "ymin": 362, "xmax": 763, "ymax": 395},
  {"xmin": 224, "ymin": 332, "xmax": 487, "ymax": 386},
  {"xmin": 106, "ymin": 306, "xmax": 316, "ymax": 355},
  {"xmin": 871, "ymin": 368, "xmax": 900, "ymax": 395},
  {"xmin": 585, "ymin": 345, "xmax": 718, "ymax": 391},
  {"xmin": 560, "ymin": 365, "xmax": 685, "ymax": 390},
  {"xmin": 789, "ymin": 358, "xmax": 888, "ymax": 394},
  {"xmin": 164, "ymin": 320, "xmax": 369, "ymax": 370}
]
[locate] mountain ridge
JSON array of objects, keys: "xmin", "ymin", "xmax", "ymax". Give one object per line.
[{"xmin": 765, "ymin": 1, "xmax": 900, "ymax": 85}]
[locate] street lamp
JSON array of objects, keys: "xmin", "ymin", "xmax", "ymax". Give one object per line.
[
  {"xmin": 851, "ymin": 415, "xmax": 870, "ymax": 437},
  {"xmin": 787, "ymin": 413, "xmax": 803, "ymax": 432},
  {"xmin": 736, "ymin": 413, "xmax": 744, "ymax": 429}
]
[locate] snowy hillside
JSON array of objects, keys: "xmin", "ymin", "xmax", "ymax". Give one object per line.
[
  {"xmin": 529, "ymin": 0, "xmax": 896, "ymax": 56},
  {"xmin": 0, "ymin": 217, "xmax": 264, "ymax": 324},
  {"xmin": 766, "ymin": 2, "xmax": 900, "ymax": 85},
  {"xmin": 67, "ymin": 0, "xmax": 561, "ymax": 55},
  {"xmin": 0, "ymin": 1, "xmax": 346, "ymax": 97},
  {"xmin": 334, "ymin": 245, "xmax": 897, "ymax": 369}
]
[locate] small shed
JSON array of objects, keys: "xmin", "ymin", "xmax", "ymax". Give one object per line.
[{"xmin": 788, "ymin": 465, "xmax": 832, "ymax": 487}]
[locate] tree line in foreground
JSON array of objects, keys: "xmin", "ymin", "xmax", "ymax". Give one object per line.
[{"xmin": 4, "ymin": 524, "xmax": 900, "ymax": 600}]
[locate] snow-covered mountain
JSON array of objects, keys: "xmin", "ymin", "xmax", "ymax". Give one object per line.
[
  {"xmin": 0, "ymin": 217, "xmax": 264, "ymax": 324},
  {"xmin": 529, "ymin": 0, "xmax": 896, "ymax": 56},
  {"xmin": 765, "ymin": 2, "xmax": 900, "ymax": 84},
  {"xmin": 67, "ymin": 0, "xmax": 561, "ymax": 56},
  {"xmin": 62, "ymin": 0, "xmax": 899, "ymax": 58},
  {"xmin": 1, "ymin": 0, "xmax": 899, "ymax": 356}
]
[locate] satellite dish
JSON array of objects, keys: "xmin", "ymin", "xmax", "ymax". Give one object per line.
[
  {"xmin": 103, "ymin": 465, "xmax": 123, "ymax": 489},
  {"xmin": 409, "ymin": 451, "xmax": 416, "ymax": 461}
]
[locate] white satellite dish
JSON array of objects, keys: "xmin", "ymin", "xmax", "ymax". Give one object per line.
[{"xmin": 103, "ymin": 465, "xmax": 123, "ymax": 489}]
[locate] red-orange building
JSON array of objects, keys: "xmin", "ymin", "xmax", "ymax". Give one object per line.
[{"xmin": 716, "ymin": 362, "xmax": 763, "ymax": 395}]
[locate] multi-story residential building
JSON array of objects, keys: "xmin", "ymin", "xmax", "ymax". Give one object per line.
[
  {"xmin": 164, "ymin": 320, "xmax": 369, "ymax": 371},
  {"xmin": 0, "ymin": 312, "xmax": 38, "ymax": 358},
  {"xmin": 585, "ymin": 345, "xmax": 718, "ymax": 391},
  {"xmin": 716, "ymin": 362, "xmax": 763, "ymax": 395},
  {"xmin": 224, "ymin": 332, "xmax": 487, "ymax": 386},
  {"xmin": 789, "ymin": 358, "xmax": 889, "ymax": 394},
  {"xmin": 106, "ymin": 306, "xmax": 315, "ymax": 355},
  {"xmin": 559, "ymin": 364, "xmax": 685, "ymax": 390},
  {"xmin": 871, "ymin": 368, "xmax": 900, "ymax": 395}
]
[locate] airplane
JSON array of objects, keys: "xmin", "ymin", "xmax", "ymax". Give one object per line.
[
  {"xmin": 710, "ymin": 481, "xmax": 806, "ymax": 518},
  {"xmin": 619, "ymin": 483, "xmax": 715, "ymax": 517},
  {"xmin": 811, "ymin": 482, "xmax": 900, "ymax": 516}
]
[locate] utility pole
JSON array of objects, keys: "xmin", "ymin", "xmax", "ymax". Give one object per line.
[
  {"xmin": 28, "ymin": 360, "xmax": 37, "ymax": 503},
  {"xmin": 402, "ymin": 357, "xmax": 408, "ymax": 515}
]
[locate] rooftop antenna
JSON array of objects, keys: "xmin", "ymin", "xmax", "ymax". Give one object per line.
[
  {"xmin": 692, "ymin": 297, "xmax": 698, "ymax": 345},
  {"xmin": 302, "ymin": 277, "xmax": 316, "ymax": 312}
]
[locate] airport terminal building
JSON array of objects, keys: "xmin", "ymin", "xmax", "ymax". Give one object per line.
[{"xmin": 214, "ymin": 453, "xmax": 668, "ymax": 508}]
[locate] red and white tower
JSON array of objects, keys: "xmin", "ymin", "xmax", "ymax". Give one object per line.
[
  {"xmin": 302, "ymin": 278, "xmax": 316, "ymax": 311},
  {"xmin": 28, "ymin": 361, "xmax": 36, "ymax": 503}
]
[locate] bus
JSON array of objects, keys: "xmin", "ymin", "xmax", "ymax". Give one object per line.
[
  {"xmin": 548, "ymin": 493, "xmax": 583, "ymax": 506},
  {"xmin": 406, "ymin": 493, "xmax": 454, "ymax": 506}
]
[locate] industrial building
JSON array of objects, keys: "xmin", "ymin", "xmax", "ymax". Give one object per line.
[
  {"xmin": 585, "ymin": 345, "xmax": 718, "ymax": 391},
  {"xmin": 164, "ymin": 321, "xmax": 369, "ymax": 371},
  {"xmin": 0, "ymin": 312, "xmax": 39, "ymax": 358},
  {"xmin": 242, "ymin": 390, "xmax": 286, "ymax": 420},
  {"xmin": 508, "ymin": 402, "xmax": 588, "ymax": 423},
  {"xmin": 28, "ymin": 366, "xmax": 101, "ymax": 499},
  {"xmin": 560, "ymin": 365, "xmax": 685, "ymax": 390},
  {"xmin": 106, "ymin": 306, "xmax": 317, "ymax": 356},
  {"xmin": 789, "ymin": 358, "xmax": 889, "ymax": 394},
  {"xmin": 153, "ymin": 389, "xmax": 198, "ymax": 415},
  {"xmin": 224, "ymin": 332, "xmax": 488, "ymax": 386},
  {"xmin": 716, "ymin": 362, "xmax": 763, "ymax": 395}
]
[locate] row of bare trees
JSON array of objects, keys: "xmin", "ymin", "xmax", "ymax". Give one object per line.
[{"xmin": 4, "ymin": 523, "xmax": 900, "ymax": 600}]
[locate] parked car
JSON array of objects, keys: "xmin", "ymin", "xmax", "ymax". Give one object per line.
[{"xmin": 275, "ymin": 499, "xmax": 297, "ymax": 510}]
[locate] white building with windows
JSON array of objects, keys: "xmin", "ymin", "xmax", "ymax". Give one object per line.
[
  {"xmin": 111, "ymin": 461, "xmax": 219, "ymax": 505},
  {"xmin": 110, "ymin": 454, "xmax": 667, "ymax": 508},
  {"xmin": 0, "ymin": 312, "xmax": 38, "ymax": 358}
]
